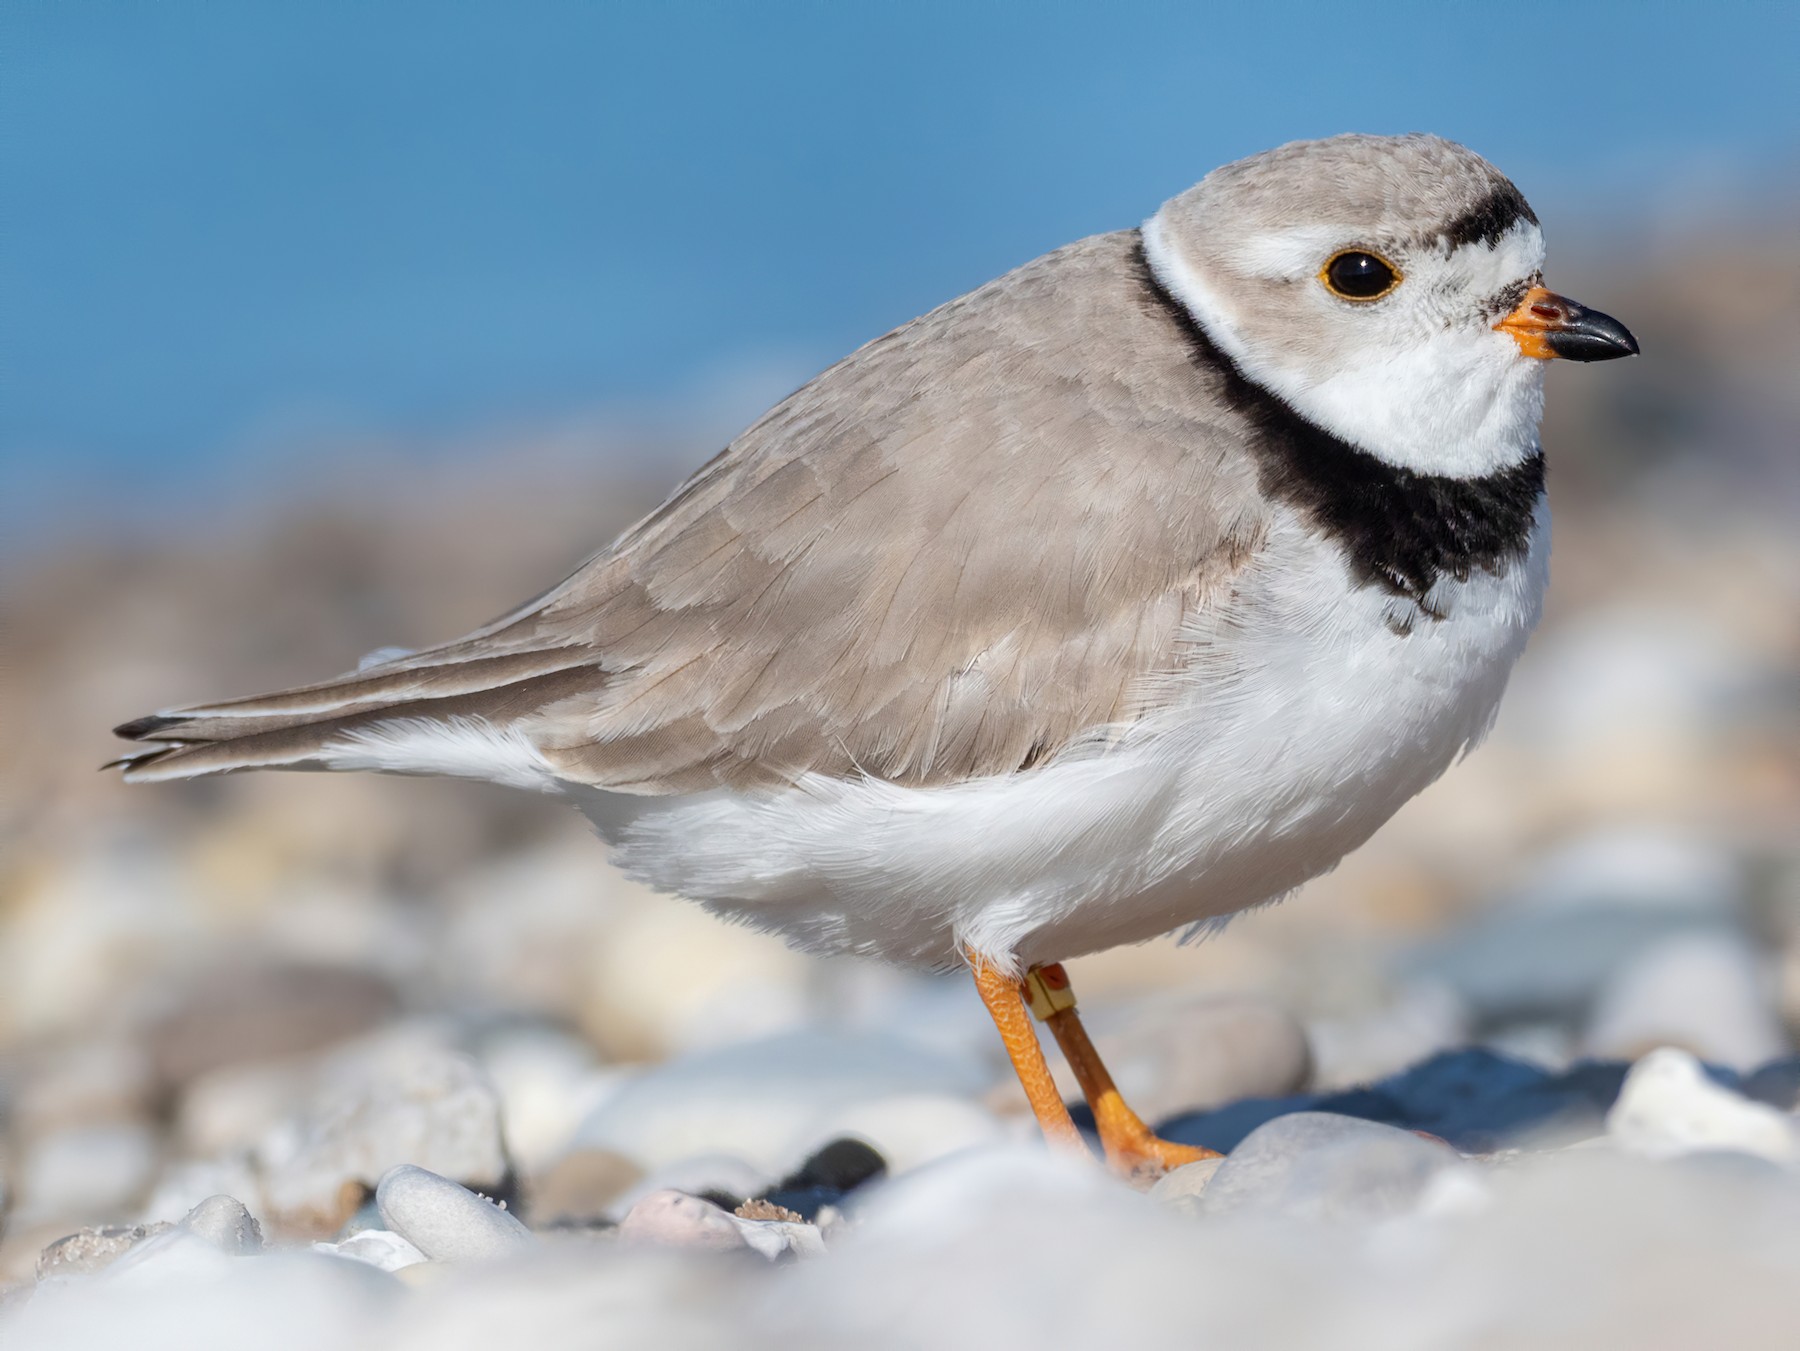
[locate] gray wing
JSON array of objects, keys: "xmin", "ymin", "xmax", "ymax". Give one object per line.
[{"xmin": 113, "ymin": 231, "xmax": 1271, "ymax": 791}]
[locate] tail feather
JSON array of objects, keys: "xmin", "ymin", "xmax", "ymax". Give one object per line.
[
  {"xmin": 126, "ymin": 648, "xmax": 589, "ymax": 732},
  {"xmin": 110, "ymin": 659, "xmax": 602, "ymax": 787}
]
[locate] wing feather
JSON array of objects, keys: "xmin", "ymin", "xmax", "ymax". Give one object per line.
[{"xmin": 113, "ymin": 231, "xmax": 1269, "ymax": 790}]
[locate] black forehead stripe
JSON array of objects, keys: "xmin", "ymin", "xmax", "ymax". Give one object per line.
[
  {"xmin": 1127, "ymin": 230, "xmax": 1545, "ymax": 609},
  {"xmin": 1440, "ymin": 182, "xmax": 1539, "ymax": 250}
]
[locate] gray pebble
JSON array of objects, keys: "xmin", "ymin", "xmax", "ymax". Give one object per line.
[
  {"xmin": 180, "ymin": 1194, "xmax": 264, "ymax": 1254},
  {"xmin": 1198, "ymin": 1111, "xmax": 1466, "ymax": 1221},
  {"xmin": 374, "ymin": 1164, "xmax": 532, "ymax": 1263}
]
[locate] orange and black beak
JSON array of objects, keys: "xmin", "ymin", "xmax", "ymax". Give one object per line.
[{"xmin": 1496, "ymin": 286, "xmax": 1639, "ymax": 362}]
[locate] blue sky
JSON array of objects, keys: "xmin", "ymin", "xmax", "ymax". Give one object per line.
[{"xmin": 4, "ymin": 1, "xmax": 1796, "ymax": 533}]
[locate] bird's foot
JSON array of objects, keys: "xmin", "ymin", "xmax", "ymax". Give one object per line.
[{"xmin": 1090, "ymin": 1101, "xmax": 1222, "ymax": 1184}]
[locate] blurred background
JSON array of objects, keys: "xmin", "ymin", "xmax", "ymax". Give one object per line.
[{"xmin": 2, "ymin": 0, "xmax": 1798, "ymax": 1274}]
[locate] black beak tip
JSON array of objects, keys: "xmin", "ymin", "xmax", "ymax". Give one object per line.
[{"xmin": 1547, "ymin": 306, "xmax": 1640, "ymax": 363}]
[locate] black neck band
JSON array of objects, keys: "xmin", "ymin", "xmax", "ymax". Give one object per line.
[{"xmin": 1130, "ymin": 231, "xmax": 1545, "ymax": 608}]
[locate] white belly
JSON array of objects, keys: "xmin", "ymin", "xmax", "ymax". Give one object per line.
[{"xmin": 598, "ymin": 502, "xmax": 1549, "ymax": 971}]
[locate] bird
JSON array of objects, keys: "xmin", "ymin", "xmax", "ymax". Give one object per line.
[{"xmin": 111, "ymin": 133, "xmax": 1638, "ymax": 1176}]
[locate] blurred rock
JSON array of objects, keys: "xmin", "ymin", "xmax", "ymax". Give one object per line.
[
  {"xmin": 1147, "ymin": 1157, "xmax": 1225, "ymax": 1217},
  {"xmin": 572, "ymin": 1030, "xmax": 987, "ymax": 1173},
  {"xmin": 257, "ymin": 1047, "xmax": 510, "ymax": 1236},
  {"xmin": 14, "ymin": 1122, "xmax": 159, "ymax": 1229},
  {"xmin": 989, "ymin": 991, "xmax": 1312, "ymax": 1123},
  {"xmin": 36, "ymin": 1223, "xmax": 172, "ymax": 1281},
  {"xmin": 1605, "ymin": 1046, "xmax": 1798, "ymax": 1163},
  {"xmin": 1500, "ymin": 604, "xmax": 1771, "ymax": 775},
  {"xmin": 1197, "ymin": 1111, "xmax": 1468, "ymax": 1221},
  {"xmin": 141, "ymin": 961, "xmax": 400, "ymax": 1091},
  {"xmin": 8, "ymin": 1038, "xmax": 155, "ymax": 1141},
  {"xmin": 578, "ymin": 891, "xmax": 813, "ymax": 1061},
  {"xmin": 1406, "ymin": 828, "xmax": 1747, "ymax": 1025},
  {"xmin": 1583, "ymin": 931, "xmax": 1790, "ymax": 1070},
  {"xmin": 528, "ymin": 1148, "xmax": 644, "ymax": 1225},
  {"xmin": 374, "ymin": 1164, "xmax": 532, "ymax": 1263},
  {"xmin": 468, "ymin": 1021, "xmax": 609, "ymax": 1175},
  {"xmin": 179, "ymin": 1194, "xmax": 264, "ymax": 1254},
  {"xmin": 175, "ymin": 1059, "xmax": 311, "ymax": 1158}
]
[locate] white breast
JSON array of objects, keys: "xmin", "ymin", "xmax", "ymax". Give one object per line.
[{"xmin": 598, "ymin": 501, "xmax": 1550, "ymax": 972}]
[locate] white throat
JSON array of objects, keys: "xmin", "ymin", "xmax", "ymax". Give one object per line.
[{"xmin": 1141, "ymin": 211, "xmax": 1546, "ymax": 479}]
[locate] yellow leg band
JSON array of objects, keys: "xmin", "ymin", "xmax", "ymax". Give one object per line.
[{"xmin": 1022, "ymin": 962, "xmax": 1078, "ymax": 1021}]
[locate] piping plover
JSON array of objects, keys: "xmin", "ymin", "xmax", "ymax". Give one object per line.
[{"xmin": 113, "ymin": 133, "xmax": 1637, "ymax": 1173}]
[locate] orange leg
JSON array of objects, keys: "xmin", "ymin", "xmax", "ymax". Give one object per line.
[
  {"xmin": 969, "ymin": 957, "xmax": 1085, "ymax": 1157},
  {"xmin": 1026, "ymin": 963, "xmax": 1222, "ymax": 1179}
]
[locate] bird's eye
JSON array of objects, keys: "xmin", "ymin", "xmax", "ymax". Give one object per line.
[{"xmin": 1321, "ymin": 250, "xmax": 1401, "ymax": 301}]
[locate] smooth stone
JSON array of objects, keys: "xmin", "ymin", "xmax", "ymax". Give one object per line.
[
  {"xmin": 1584, "ymin": 932, "xmax": 1790, "ymax": 1071},
  {"xmin": 529, "ymin": 1147, "xmax": 644, "ymax": 1225},
  {"xmin": 1604, "ymin": 1046, "xmax": 1798, "ymax": 1163},
  {"xmin": 573, "ymin": 1030, "xmax": 987, "ymax": 1173},
  {"xmin": 35, "ymin": 1223, "xmax": 172, "ymax": 1281},
  {"xmin": 312, "ymin": 1228, "xmax": 429, "ymax": 1273},
  {"xmin": 374, "ymin": 1165, "xmax": 533, "ymax": 1263},
  {"xmin": 1197, "ymin": 1111, "xmax": 1467, "ymax": 1220},
  {"xmin": 179, "ymin": 1194, "xmax": 264, "ymax": 1254},
  {"xmin": 258, "ymin": 1049, "xmax": 510, "ymax": 1235},
  {"xmin": 1147, "ymin": 1157, "xmax": 1225, "ymax": 1217},
  {"xmin": 617, "ymin": 1188, "xmax": 823, "ymax": 1260}
]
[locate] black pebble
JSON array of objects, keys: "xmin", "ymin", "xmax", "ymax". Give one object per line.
[
  {"xmin": 780, "ymin": 1137, "xmax": 887, "ymax": 1193},
  {"xmin": 749, "ymin": 1138, "xmax": 890, "ymax": 1221}
]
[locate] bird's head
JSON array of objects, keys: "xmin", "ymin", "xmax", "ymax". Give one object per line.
[{"xmin": 1144, "ymin": 132, "xmax": 1637, "ymax": 478}]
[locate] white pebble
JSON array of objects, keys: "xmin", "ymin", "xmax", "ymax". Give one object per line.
[
  {"xmin": 374, "ymin": 1165, "xmax": 532, "ymax": 1263},
  {"xmin": 312, "ymin": 1229, "xmax": 429, "ymax": 1273},
  {"xmin": 1605, "ymin": 1046, "xmax": 1798, "ymax": 1163}
]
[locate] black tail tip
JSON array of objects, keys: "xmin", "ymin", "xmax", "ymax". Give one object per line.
[{"xmin": 114, "ymin": 713, "xmax": 186, "ymax": 741}]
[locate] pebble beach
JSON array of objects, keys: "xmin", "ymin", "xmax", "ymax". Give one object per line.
[{"xmin": 3, "ymin": 235, "xmax": 1799, "ymax": 1349}]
